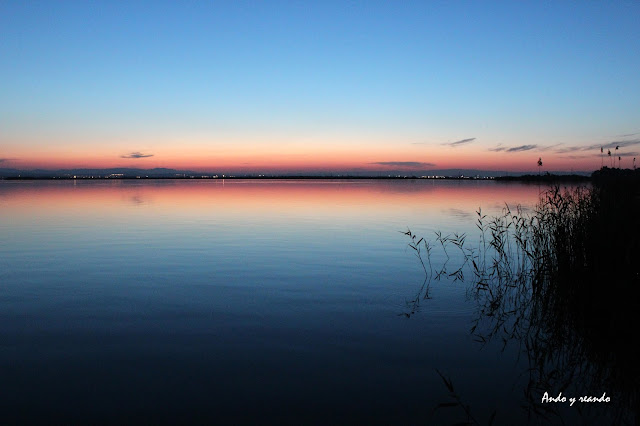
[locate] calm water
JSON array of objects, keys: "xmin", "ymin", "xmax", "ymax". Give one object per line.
[{"xmin": 0, "ymin": 179, "xmax": 583, "ymax": 423}]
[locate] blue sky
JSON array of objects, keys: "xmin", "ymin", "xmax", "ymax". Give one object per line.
[{"xmin": 1, "ymin": 1, "xmax": 639, "ymax": 172}]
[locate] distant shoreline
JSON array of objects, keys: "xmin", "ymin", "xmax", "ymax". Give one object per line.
[
  {"xmin": 493, "ymin": 174, "xmax": 591, "ymax": 182},
  {"xmin": 1, "ymin": 173, "xmax": 593, "ymax": 181},
  {"xmin": 2, "ymin": 175, "xmax": 490, "ymax": 180}
]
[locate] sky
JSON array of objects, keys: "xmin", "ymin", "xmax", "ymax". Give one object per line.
[{"xmin": 1, "ymin": 1, "xmax": 639, "ymax": 174}]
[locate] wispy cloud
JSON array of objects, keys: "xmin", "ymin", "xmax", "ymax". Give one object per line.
[
  {"xmin": 558, "ymin": 155, "xmax": 593, "ymax": 160},
  {"xmin": 616, "ymin": 151, "xmax": 639, "ymax": 157},
  {"xmin": 490, "ymin": 140, "xmax": 640, "ymax": 155},
  {"xmin": 489, "ymin": 144, "xmax": 537, "ymax": 153},
  {"xmin": 617, "ymin": 132, "xmax": 639, "ymax": 138},
  {"xmin": 413, "ymin": 137, "xmax": 476, "ymax": 147},
  {"xmin": 121, "ymin": 151, "xmax": 154, "ymax": 159},
  {"xmin": 600, "ymin": 139, "xmax": 640, "ymax": 149},
  {"xmin": 554, "ymin": 138, "xmax": 640, "ymax": 154},
  {"xmin": 554, "ymin": 146, "xmax": 585, "ymax": 154},
  {"xmin": 539, "ymin": 144, "xmax": 562, "ymax": 151},
  {"xmin": 506, "ymin": 144, "xmax": 537, "ymax": 152},
  {"xmin": 559, "ymin": 152, "xmax": 638, "ymax": 159},
  {"xmin": 444, "ymin": 137, "xmax": 476, "ymax": 147},
  {"xmin": 370, "ymin": 161, "xmax": 436, "ymax": 167}
]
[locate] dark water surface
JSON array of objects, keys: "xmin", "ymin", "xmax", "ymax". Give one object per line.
[{"xmin": 1, "ymin": 179, "xmax": 605, "ymax": 424}]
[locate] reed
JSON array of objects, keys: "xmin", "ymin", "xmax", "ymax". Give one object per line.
[{"xmin": 407, "ymin": 168, "xmax": 640, "ymax": 424}]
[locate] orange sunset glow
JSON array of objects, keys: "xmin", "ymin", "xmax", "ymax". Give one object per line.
[{"xmin": 2, "ymin": 143, "xmax": 609, "ymax": 174}]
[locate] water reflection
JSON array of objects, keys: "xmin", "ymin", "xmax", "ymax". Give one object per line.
[
  {"xmin": 405, "ymin": 184, "xmax": 639, "ymax": 424},
  {"xmin": 0, "ymin": 179, "xmax": 549, "ymax": 423}
]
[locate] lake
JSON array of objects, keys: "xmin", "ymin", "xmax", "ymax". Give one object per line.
[{"xmin": 0, "ymin": 179, "xmax": 606, "ymax": 424}]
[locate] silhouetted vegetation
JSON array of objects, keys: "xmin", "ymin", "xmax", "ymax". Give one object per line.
[{"xmin": 406, "ymin": 167, "xmax": 640, "ymax": 424}]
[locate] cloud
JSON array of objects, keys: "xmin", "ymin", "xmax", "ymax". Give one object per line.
[
  {"xmin": 121, "ymin": 151, "xmax": 154, "ymax": 159},
  {"xmin": 616, "ymin": 151, "xmax": 639, "ymax": 157},
  {"xmin": 617, "ymin": 132, "xmax": 639, "ymax": 138},
  {"xmin": 539, "ymin": 144, "xmax": 562, "ymax": 151},
  {"xmin": 370, "ymin": 161, "xmax": 436, "ymax": 167},
  {"xmin": 554, "ymin": 146, "xmax": 585, "ymax": 154},
  {"xmin": 558, "ymin": 155, "xmax": 593, "ymax": 160},
  {"xmin": 491, "ymin": 138, "xmax": 640, "ymax": 156},
  {"xmin": 561, "ymin": 151, "xmax": 638, "ymax": 159},
  {"xmin": 600, "ymin": 139, "xmax": 640, "ymax": 149},
  {"xmin": 444, "ymin": 137, "xmax": 476, "ymax": 147},
  {"xmin": 490, "ymin": 144, "xmax": 537, "ymax": 153},
  {"xmin": 506, "ymin": 144, "xmax": 537, "ymax": 152},
  {"xmin": 412, "ymin": 137, "xmax": 476, "ymax": 146},
  {"xmin": 554, "ymin": 138, "xmax": 640, "ymax": 154}
]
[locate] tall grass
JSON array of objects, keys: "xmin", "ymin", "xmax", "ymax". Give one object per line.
[{"xmin": 407, "ymin": 168, "xmax": 640, "ymax": 424}]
